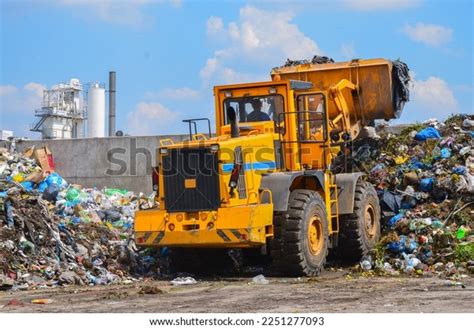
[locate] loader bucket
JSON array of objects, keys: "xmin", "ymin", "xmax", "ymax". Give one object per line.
[{"xmin": 271, "ymin": 58, "xmax": 410, "ymax": 122}]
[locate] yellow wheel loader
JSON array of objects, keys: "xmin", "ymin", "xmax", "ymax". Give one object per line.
[{"xmin": 135, "ymin": 58, "xmax": 410, "ymax": 276}]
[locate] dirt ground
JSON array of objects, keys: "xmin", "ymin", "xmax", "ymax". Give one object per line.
[{"xmin": 1, "ymin": 270, "xmax": 472, "ymax": 313}]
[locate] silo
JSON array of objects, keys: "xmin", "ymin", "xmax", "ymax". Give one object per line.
[{"xmin": 87, "ymin": 83, "xmax": 106, "ymax": 138}]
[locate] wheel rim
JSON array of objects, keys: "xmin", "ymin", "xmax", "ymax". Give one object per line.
[
  {"xmin": 364, "ymin": 204, "xmax": 377, "ymax": 238},
  {"xmin": 308, "ymin": 215, "xmax": 323, "ymax": 255}
]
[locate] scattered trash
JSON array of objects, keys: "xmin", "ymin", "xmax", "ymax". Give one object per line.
[
  {"xmin": 31, "ymin": 299, "xmax": 53, "ymax": 305},
  {"xmin": 170, "ymin": 276, "xmax": 197, "ymax": 286},
  {"xmin": 360, "ymin": 255, "xmax": 373, "ymax": 271},
  {"xmin": 0, "ymin": 147, "xmax": 161, "ymax": 290},
  {"xmin": 3, "ymin": 299, "xmax": 25, "ymax": 308},
  {"xmin": 414, "ymin": 127, "xmax": 441, "ymax": 141},
  {"xmin": 251, "ymin": 274, "xmax": 269, "ymax": 285},
  {"xmin": 138, "ymin": 285, "xmax": 164, "ymax": 295}
]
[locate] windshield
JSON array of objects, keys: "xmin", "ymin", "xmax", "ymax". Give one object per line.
[{"xmin": 223, "ymin": 95, "xmax": 284, "ymax": 124}]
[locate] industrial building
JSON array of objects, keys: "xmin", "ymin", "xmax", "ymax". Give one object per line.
[{"xmin": 29, "ymin": 72, "xmax": 116, "ymax": 140}]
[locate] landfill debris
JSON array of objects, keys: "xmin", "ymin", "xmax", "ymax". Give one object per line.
[
  {"xmin": 0, "ymin": 146, "xmax": 161, "ymax": 290},
  {"xmin": 360, "ymin": 256, "xmax": 373, "ymax": 271},
  {"xmin": 251, "ymin": 274, "xmax": 269, "ymax": 285},
  {"xmin": 31, "ymin": 298, "xmax": 53, "ymax": 304},
  {"xmin": 2, "ymin": 299, "xmax": 25, "ymax": 308},
  {"xmin": 0, "ymin": 273, "xmax": 14, "ymax": 290},
  {"xmin": 138, "ymin": 285, "xmax": 163, "ymax": 295},
  {"xmin": 353, "ymin": 114, "xmax": 474, "ymax": 278},
  {"xmin": 279, "ymin": 55, "xmax": 334, "ymax": 68},
  {"xmin": 170, "ymin": 276, "xmax": 197, "ymax": 286}
]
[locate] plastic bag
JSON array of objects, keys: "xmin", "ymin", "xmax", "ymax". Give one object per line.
[
  {"xmin": 46, "ymin": 172, "xmax": 67, "ymax": 188},
  {"xmin": 440, "ymin": 148, "xmax": 451, "ymax": 159},
  {"xmin": 37, "ymin": 180, "xmax": 48, "ymax": 193},
  {"xmin": 387, "ymin": 235, "xmax": 417, "ymax": 253},
  {"xmin": 452, "ymin": 166, "xmax": 467, "ymax": 175},
  {"xmin": 104, "ymin": 188, "xmax": 128, "ymax": 197},
  {"xmin": 43, "ymin": 185, "xmax": 60, "ymax": 202},
  {"xmin": 388, "ymin": 213, "xmax": 404, "ymax": 227},
  {"xmin": 66, "ymin": 187, "xmax": 80, "ymax": 201},
  {"xmin": 419, "ymin": 178, "xmax": 434, "ymax": 192},
  {"xmin": 20, "ymin": 181, "xmax": 34, "ymax": 192},
  {"xmin": 414, "ymin": 127, "xmax": 441, "ymax": 141}
]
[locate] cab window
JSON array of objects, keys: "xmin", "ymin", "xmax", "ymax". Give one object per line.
[
  {"xmin": 224, "ymin": 95, "xmax": 284, "ymax": 124},
  {"xmin": 296, "ymin": 94, "xmax": 326, "ymax": 141}
]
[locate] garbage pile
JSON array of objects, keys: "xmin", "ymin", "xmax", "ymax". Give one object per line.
[
  {"xmin": 354, "ymin": 115, "xmax": 474, "ymax": 277},
  {"xmin": 0, "ymin": 146, "xmax": 162, "ymax": 290},
  {"xmin": 278, "ymin": 55, "xmax": 335, "ymax": 68}
]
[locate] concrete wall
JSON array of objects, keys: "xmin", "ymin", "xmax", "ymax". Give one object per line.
[{"xmin": 16, "ymin": 135, "xmax": 187, "ymax": 194}]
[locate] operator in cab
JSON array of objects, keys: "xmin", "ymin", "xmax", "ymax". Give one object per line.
[{"xmin": 247, "ymin": 98, "xmax": 270, "ymax": 122}]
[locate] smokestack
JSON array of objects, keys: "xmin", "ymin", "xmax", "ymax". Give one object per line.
[{"xmin": 108, "ymin": 71, "xmax": 116, "ymax": 136}]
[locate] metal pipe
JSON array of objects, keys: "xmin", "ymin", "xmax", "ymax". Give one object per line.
[{"xmin": 108, "ymin": 71, "xmax": 116, "ymax": 136}]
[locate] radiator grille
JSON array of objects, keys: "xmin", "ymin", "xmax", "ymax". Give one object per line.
[{"xmin": 162, "ymin": 148, "xmax": 220, "ymax": 212}]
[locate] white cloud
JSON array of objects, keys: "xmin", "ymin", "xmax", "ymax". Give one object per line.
[
  {"xmin": 0, "ymin": 85, "xmax": 17, "ymax": 96},
  {"xmin": 24, "ymin": 82, "xmax": 45, "ymax": 98},
  {"xmin": 411, "ymin": 76, "xmax": 457, "ymax": 109},
  {"xmin": 206, "ymin": 16, "xmax": 224, "ymax": 36},
  {"xmin": 343, "ymin": 0, "xmax": 421, "ymax": 11},
  {"xmin": 145, "ymin": 87, "xmax": 200, "ymax": 100},
  {"xmin": 402, "ymin": 23, "xmax": 453, "ymax": 47},
  {"xmin": 402, "ymin": 75, "xmax": 458, "ymax": 121},
  {"xmin": 201, "ymin": 6, "xmax": 322, "ymax": 85},
  {"xmin": 0, "ymin": 82, "xmax": 45, "ymax": 114},
  {"xmin": 55, "ymin": 0, "xmax": 179, "ymax": 27},
  {"xmin": 127, "ymin": 102, "xmax": 180, "ymax": 135},
  {"xmin": 340, "ymin": 42, "xmax": 356, "ymax": 59},
  {"xmin": 0, "ymin": 82, "xmax": 45, "ymax": 136},
  {"xmin": 199, "ymin": 58, "xmax": 218, "ymax": 82}
]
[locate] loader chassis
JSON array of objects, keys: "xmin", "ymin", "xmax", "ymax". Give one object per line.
[{"xmin": 134, "ymin": 59, "xmax": 401, "ymax": 276}]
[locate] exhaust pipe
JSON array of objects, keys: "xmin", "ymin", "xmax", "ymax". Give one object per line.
[{"xmin": 226, "ymin": 106, "xmax": 239, "ymax": 138}]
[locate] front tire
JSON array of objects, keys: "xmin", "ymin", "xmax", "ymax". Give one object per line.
[{"xmin": 271, "ymin": 189, "xmax": 329, "ymax": 276}]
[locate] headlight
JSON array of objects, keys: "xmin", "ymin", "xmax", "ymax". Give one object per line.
[
  {"xmin": 210, "ymin": 144, "xmax": 219, "ymax": 152},
  {"xmin": 159, "ymin": 147, "xmax": 168, "ymax": 155}
]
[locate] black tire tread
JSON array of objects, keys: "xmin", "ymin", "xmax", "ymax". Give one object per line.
[
  {"xmin": 338, "ymin": 181, "xmax": 381, "ymax": 261},
  {"xmin": 271, "ymin": 189, "xmax": 328, "ymax": 277}
]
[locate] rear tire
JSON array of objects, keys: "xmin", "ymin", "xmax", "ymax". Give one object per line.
[
  {"xmin": 271, "ymin": 189, "xmax": 329, "ymax": 276},
  {"xmin": 338, "ymin": 181, "xmax": 381, "ymax": 261}
]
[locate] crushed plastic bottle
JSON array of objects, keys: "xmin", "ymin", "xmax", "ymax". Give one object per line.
[
  {"xmin": 170, "ymin": 276, "xmax": 197, "ymax": 286},
  {"xmin": 360, "ymin": 255, "xmax": 373, "ymax": 271},
  {"xmin": 251, "ymin": 274, "xmax": 269, "ymax": 285}
]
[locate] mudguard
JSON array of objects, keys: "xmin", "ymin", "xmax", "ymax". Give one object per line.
[
  {"xmin": 260, "ymin": 171, "xmax": 364, "ymax": 214},
  {"xmin": 260, "ymin": 171, "xmax": 324, "ymax": 212}
]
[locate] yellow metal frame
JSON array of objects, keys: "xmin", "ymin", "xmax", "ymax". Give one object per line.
[{"xmin": 135, "ymin": 202, "xmax": 273, "ymax": 247}]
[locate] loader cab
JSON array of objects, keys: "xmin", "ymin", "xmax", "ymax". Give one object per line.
[
  {"xmin": 214, "ymin": 81, "xmax": 293, "ymax": 137},
  {"xmin": 215, "ymin": 80, "xmax": 331, "ymax": 172}
]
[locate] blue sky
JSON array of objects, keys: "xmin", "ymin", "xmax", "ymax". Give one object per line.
[{"xmin": 1, "ymin": 0, "xmax": 472, "ymax": 138}]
